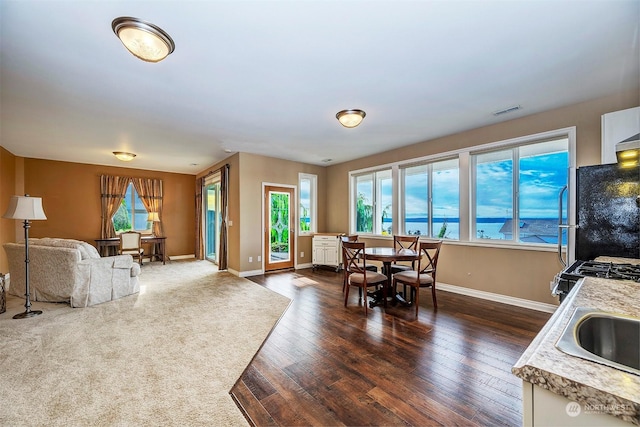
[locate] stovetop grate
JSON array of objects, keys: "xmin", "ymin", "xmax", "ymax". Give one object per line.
[{"xmin": 571, "ymin": 261, "xmax": 640, "ymax": 282}]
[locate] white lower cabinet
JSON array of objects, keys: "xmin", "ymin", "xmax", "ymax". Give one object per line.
[
  {"xmin": 522, "ymin": 382, "xmax": 630, "ymax": 427},
  {"xmin": 312, "ymin": 234, "xmax": 342, "ymax": 271}
]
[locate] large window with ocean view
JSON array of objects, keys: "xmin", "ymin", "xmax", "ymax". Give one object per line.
[
  {"xmin": 401, "ymin": 158, "xmax": 459, "ymax": 239},
  {"xmin": 472, "ymin": 138, "xmax": 569, "ymax": 243},
  {"xmin": 349, "ymin": 129, "xmax": 573, "ymax": 247}
]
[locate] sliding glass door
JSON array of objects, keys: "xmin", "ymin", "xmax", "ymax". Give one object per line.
[{"xmin": 204, "ymin": 180, "xmax": 221, "ymax": 264}]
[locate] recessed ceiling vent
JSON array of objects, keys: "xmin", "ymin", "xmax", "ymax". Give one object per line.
[{"xmin": 493, "ymin": 105, "xmax": 522, "ymax": 116}]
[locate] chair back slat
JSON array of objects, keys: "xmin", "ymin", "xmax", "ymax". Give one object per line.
[
  {"xmin": 417, "ymin": 240, "xmax": 442, "ymax": 278},
  {"xmin": 342, "ymin": 241, "xmax": 366, "ymax": 275},
  {"xmin": 393, "ymin": 235, "xmax": 419, "ymax": 251}
]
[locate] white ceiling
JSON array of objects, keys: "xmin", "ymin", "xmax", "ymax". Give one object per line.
[{"xmin": 1, "ymin": 1, "xmax": 639, "ymax": 174}]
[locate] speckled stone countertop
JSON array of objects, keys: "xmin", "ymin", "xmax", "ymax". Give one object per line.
[{"xmin": 512, "ymin": 273, "xmax": 640, "ymax": 425}]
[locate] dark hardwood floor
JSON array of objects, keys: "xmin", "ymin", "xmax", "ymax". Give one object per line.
[{"xmin": 231, "ymin": 268, "xmax": 552, "ymax": 426}]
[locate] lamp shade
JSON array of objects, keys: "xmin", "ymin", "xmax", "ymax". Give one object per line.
[
  {"xmin": 112, "ymin": 17, "xmax": 175, "ymax": 63},
  {"xmin": 336, "ymin": 109, "xmax": 366, "ymax": 128},
  {"xmin": 147, "ymin": 212, "xmax": 160, "ymax": 222},
  {"xmin": 2, "ymin": 195, "xmax": 47, "ymax": 220}
]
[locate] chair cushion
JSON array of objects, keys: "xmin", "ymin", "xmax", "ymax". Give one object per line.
[
  {"xmin": 354, "ymin": 262, "xmax": 377, "ymax": 272},
  {"xmin": 393, "ymin": 270, "xmax": 434, "ymax": 286},
  {"xmin": 121, "ymin": 249, "xmax": 143, "ymax": 256},
  {"xmin": 390, "ymin": 264, "xmax": 411, "ymax": 274},
  {"xmin": 349, "ymin": 271, "xmax": 387, "ymax": 285}
]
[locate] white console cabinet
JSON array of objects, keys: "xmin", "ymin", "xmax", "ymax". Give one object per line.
[{"xmin": 312, "ymin": 233, "xmax": 343, "ymax": 271}]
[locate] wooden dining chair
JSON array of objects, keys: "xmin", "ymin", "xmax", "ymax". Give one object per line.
[
  {"xmin": 391, "ymin": 240, "xmax": 442, "ymax": 316},
  {"xmin": 390, "ymin": 235, "xmax": 420, "ymax": 274},
  {"xmin": 342, "ymin": 241, "xmax": 388, "ymax": 315},
  {"xmin": 390, "ymin": 235, "xmax": 420, "ymax": 301},
  {"xmin": 339, "ymin": 234, "xmax": 377, "ymax": 293},
  {"xmin": 119, "ymin": 231, "xmax": 144, "ymax": 265}
]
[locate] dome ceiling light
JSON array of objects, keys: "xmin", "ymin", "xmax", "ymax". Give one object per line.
[
  {"xmin": 113, "ymin": 151, "xmax": 137, "ymax": 161},
  {"xmin": 112, "ymin": 17, "xmax": 175, "ymax": 63},
  {"xmin": 336, "ymin": 109, "xmax": 366, "ymax": 128}
]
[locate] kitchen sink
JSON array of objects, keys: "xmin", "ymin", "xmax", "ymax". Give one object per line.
[{"xmin": 556, "ymin": 307, "xmax": 640, "ymax": 376}]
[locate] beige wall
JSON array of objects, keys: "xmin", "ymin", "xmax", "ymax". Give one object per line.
[
  {"xmin": 0, "ymin": 147, "xmax": 17, "ymax": 273},
  {"xmin": 16, "ymin": 158, "xmax": 196, "ymax": 258},
  {"xmin": 196, "ymin": 154, "xmax": 241, "ymax": 271},
  {"xmin": 326, "ymin": 89, "xmax": 640, "ymax": 305},
  {"xmin": 2, "ymin": 89, "xmax": 638, "ymax": 304},
  {"xmin": 238, "ymin": 153, "xmax": 327, "ymax": 273},
  {"xmin": 197, "ymin": 152, "xmax": 327, "ymax": 274}
]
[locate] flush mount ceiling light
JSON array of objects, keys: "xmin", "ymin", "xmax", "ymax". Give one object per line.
[
  {"xmin": 113, "ymin": 151, "xmax": 136, "ymax": 162},
  {"xmin": 112, "ymin": 17, "xmax": 175, "ymax": 63},
  {"xmin": 336, "ymin": 109, "xmax": 366, "ymax": 128}
]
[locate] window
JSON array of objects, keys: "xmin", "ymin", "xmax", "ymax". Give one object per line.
[
  {"xmin": 472, "ymin": 138, "xmax": 569, "ymax": 243},
  {"xmin": 349, "ymin": 128, "xmax": 574, "ymax": 248},
  {"xmin": 299, "ymin": 173, "xmax": 317, "ymax": 234},
  {"xmin": 204, "ymin": 174, "xmax": 221, "ymax": 262},
  {"xmin": 353, "ymin": 168, "xmax": 392, "ymax": 235},
  {"xmin": 112, "ymin": 181, "xmax": 151, "ymax": 233},
  {"xmin": 401, "ymin": 158, "xmax": 459, "ymax": 239}
]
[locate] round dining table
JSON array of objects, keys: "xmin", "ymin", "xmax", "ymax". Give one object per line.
[{"xmin": 363, "ymin": 247, "xmax": 420, "ymax": 307}]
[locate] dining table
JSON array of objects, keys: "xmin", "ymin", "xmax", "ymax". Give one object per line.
[{"xmin": 363, "ymin": 246, "xmax": 420, "ymax": 308}]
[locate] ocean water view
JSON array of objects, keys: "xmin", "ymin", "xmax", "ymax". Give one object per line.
[
  {"xmin": 383, "ymin": 217, "xmax": 565, "ymax": 243},
  {"xmin": 388, "ymin": 217, "xmax": 504, "ymax": 240},
  {"xmin": 301, "ymin": 216, "xmax": 565, "ymax": 243}
]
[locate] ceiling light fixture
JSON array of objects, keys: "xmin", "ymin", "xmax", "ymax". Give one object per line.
[
  {"xmin": 112, "ymin": 17, "xmax": 175, "ymax": 63},
  {"xmin": 113, "ymin": 151, "xmax": 136, "ymax": 162},
  {"xmin": 336, "ymin": 109, "xmax": 366, "ymax": 128}
]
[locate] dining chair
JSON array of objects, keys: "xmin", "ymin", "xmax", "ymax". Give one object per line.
[
  {"xmin": 390, "ymin": 234, "xmax": 420, "ymax": 273},
  {"xmin": 342, "ymin": 241, "xmax": 389, "ymax": 315},
  {"xmin": 339, "ymin": 235, "xmax": 378, "ymax": 293},
  {"xmin": 391, "ymin": 240, "xmax": 442, "ymax": 316},
  {"xmin": 119, "ymin": 231, "xmax": 144, "ymax": 265}
]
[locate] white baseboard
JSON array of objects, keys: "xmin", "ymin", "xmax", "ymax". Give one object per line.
[
  {"xmin": 223, "ymin": 267, "xmax": 556, "ymax": 313},
  {"xmin": 437, "ymin": 282, "xmax": 558, "ymax": 313},
  {"xmin": 296, "ymin": 262, "xmax": 313, "ymax": 270},
  {"xmin": 239, "ymin": 269, "xmax": 264, "ymax": 278},
  {"xmin": 170, "ymin": 254, "xmax": 196, "ymax": 260}
]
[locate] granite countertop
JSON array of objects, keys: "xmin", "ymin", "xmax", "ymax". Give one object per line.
[{"xmin": 512, "ymin": 275, "xmax": 640, "ymax": 425}]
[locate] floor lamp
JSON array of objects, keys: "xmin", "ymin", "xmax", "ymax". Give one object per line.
[{"xmin": 2, "ymin": 195, "xmax": 47, "ymax": 319}]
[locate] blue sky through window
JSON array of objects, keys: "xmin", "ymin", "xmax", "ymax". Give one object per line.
[{"xmin": 356, "ymin": 138, "xmax": 568, "ymax": 241}]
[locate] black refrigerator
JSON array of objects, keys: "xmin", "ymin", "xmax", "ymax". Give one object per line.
[{"xmin": 575, "ymin": 163, "xmax": 640, "ymax": 261}]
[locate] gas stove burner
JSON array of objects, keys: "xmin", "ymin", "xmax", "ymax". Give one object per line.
[
  {"xmin": 553, "ymin": 259, "xmax": 640, "ymax": 302},
  {"xmin": 573, "ymin": 262, "xmax": 640, "ymax": 282}
]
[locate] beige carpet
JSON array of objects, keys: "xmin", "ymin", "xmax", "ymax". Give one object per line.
[{"xmin": 0, "ymin": 260, "xmax": 290, "ymax": 426}]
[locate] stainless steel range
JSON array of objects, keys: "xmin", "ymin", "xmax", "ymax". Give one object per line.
[
  {"xmin": 553, "ymin": 163, "xmax": 640, "ymax": 302},
  {"xmin": 553, "ymin": 259, "xmax": 640, "ymax": 302}
]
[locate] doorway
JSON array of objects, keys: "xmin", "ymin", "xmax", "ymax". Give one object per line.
[
  {"xmin": 204, "ymin": 174, "xmax": 222, "ymax": 264},
  {"xmin": 264, "ymin": 185, "xmax": 295, "ymax": 272}
]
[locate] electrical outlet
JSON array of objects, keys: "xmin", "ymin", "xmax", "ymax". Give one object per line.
[
  {"xmin": 257, "ymin": 256, "xmax": 261, "ymax": 262},
  {"xmin": 300, "ymin": 251, "xmax": 304, "ymax": 258},
  {"xmin": 249, "ymin": 256, "xmax": 253, "ymax": 262}
]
